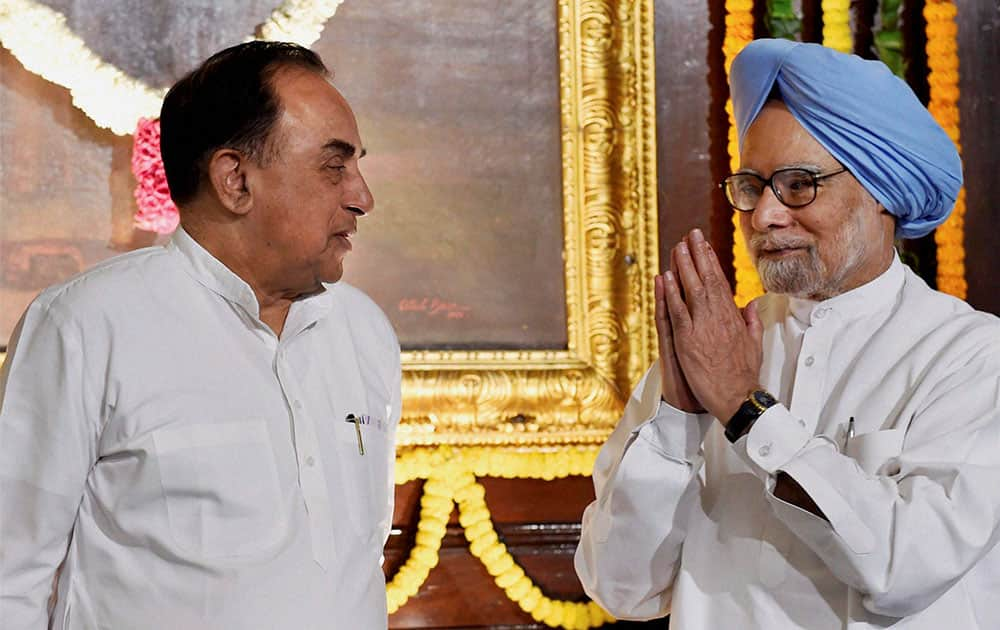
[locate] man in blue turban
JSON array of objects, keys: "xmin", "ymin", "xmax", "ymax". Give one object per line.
[{"xmin": 577, "ymin": 39, "xmax": 1000, "ymax": 629}]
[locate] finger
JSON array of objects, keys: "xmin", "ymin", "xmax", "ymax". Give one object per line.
[
  {"xmin": 688, "ymin": 229, "xmax": 733, "ymax": 305},
  {"xmin": 662, "ymin": 269, "xmax": 692, "ymax": 334},
  {"xmin": 672, "ymin": 241, "xmax": 707, "ymax": 318},
  {"xmin": 654, "ymin": 274, "xmax": 671, "ymax": 339},
  {"xmin": 655, "ymin": 275, "xmax": 680, "ymax": 370}
]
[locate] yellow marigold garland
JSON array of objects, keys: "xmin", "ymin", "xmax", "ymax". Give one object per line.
[
  {"xmin": 387, "ymin": 446, "xmax": 613, "ymax": 629},
  {"xmin": 821, "ymin": 0, "xmax": 853, "ymax": 53},
  {"xmin": 385, "ymin": 473, "xmax": 451, "ymax": 614},
  {"xmin": 924, "ymin": 0, "xmax": 966, "ymax": 299},
  {"xmin": 724, "ymin": 0, "xmax": 762, "ymax": 307}
]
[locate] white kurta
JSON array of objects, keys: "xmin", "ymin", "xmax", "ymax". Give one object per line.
[
  {"xmin": 576, "ymin": 256, "xmax": 1000, "ymax": 629},
  {"xmin": 0, "ymin": 228, "xmax": 401, "ymax": 630}
]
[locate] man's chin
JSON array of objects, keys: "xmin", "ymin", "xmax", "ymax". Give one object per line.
[
  {"xmin": 312, "ymin": 259, "xmax": 346, "ymax": 287},
  {"xmin": 321, "ymin": 269, "xmax": 345, "ymax": 285},
  {"xmin": 756, "ymin": 261, "xmax": 820, "ymax": 297}
]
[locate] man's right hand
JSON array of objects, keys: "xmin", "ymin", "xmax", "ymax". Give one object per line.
[{"xmin": 654, "ymin": 273, "xmax": 705, "ymax": 413}]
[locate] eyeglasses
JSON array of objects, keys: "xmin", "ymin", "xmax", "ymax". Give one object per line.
[{"xmin": 720, "ymin": 167, "xmax": 848, "ymax": 212}]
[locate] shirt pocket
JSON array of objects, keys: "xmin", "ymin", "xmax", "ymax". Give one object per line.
[
  {"xmin": 333, "ymin": 411, "xmax": 393, "ymax": 544},
  {"xmin": 152, "ymin": 420, "xmax": 287, "ymax": 559},
  {"xmin": 845, "ymin": 428, "xmax": 905, "ymax": 476}
]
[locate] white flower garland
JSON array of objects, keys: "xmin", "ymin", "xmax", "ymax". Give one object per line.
[
  {"xmin": 0, "ymin": 0, "xmax": 343, "ymax": 135},
  {"xmin": 254, "ymin": 0, "xmax": 343, "ymax": 45},
  {"xmin": 0, "ymin": 0, "xmax": 165, "ymax": 134}
]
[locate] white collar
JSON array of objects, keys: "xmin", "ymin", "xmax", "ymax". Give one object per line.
[
  {"xmin": 786, "ymin": 253, "xmax": 905, "ymax": 326},
  {"xmin": 167, "ymin": 227, "xmax": 332, "ymax": 324}
]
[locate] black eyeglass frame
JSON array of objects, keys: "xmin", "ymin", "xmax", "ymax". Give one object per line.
[{"xmin": 719, "ymin": 166, "xmax": 848, "ymax": 212}]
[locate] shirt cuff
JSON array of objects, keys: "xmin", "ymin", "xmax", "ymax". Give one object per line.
[
  {"xmin": 634, "ymin": 400, "xmax": 713, "ymax": 463},
  {"xmin": 766, "ymin": 440, "xmax": 876, "ymax": 555},
  {"xmin": 744, "ymin": 404, "xmax": 813, "ymax": 474}
]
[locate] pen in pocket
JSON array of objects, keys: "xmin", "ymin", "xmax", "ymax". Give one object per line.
[
  {"xmin": 843, "ymin": 416, "xmax": 855, "ymax": 451},
  {"xmin": 345, "ymin": 414, "xmax": 365, "ymax": 456}
]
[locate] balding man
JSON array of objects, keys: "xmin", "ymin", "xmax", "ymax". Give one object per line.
[
  {"xmin": 0, "ymin": 42, "xmax": 400, "ymax": 629},
  {"xmin": 576, "ymin": 39, "xmax": 1000, "ymax": 629}
]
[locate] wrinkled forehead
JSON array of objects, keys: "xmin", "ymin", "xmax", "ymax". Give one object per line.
[{"xmin": 740, "ymin": 100, "xmax": 835, "ymax": 171}]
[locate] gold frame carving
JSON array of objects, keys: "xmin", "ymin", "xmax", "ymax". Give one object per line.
[
  {"xmin": 0, "ymin": 0, "xmax": 659, "ymax": 448},
  {"xmin": 397, "ymin": 0, "xmax": 659, "ymax": 447}
]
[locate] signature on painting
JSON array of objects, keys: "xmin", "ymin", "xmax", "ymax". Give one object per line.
[{"xmin": 398, "ymin": 297, "xmax": 471, "ymax": 320}]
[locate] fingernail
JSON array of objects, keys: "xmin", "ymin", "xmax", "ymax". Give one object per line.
[
  {"xmin": 691, "ymin": 228, "xmax": 704, "ymax": 243},
  {"xmin": 677, "ymin": 242, "xmax": 689, "ymax": 255},
  {"xmin": 665, "ymin": 270, "xmax": 675, "ymax": 282}
]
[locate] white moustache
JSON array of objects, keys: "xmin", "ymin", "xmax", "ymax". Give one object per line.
[{"xmin": 748, "ymin": 234, "xmax": 813, "ymax": 252}]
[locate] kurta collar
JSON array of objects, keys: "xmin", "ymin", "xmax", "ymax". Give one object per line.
[
  {"xmin": 787, "ymin": 253, "xmax": 905, "ymax": 326},
  {"xmin": 168, "ymin": 226, "xmax": 332, "ymax": 327}
]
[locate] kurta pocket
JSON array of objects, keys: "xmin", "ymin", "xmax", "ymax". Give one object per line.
[
  {"xmin": 152, "ymin": 420, "xmax": 287, "ymax": 559},
  {"xmin": 845, "ymin": 428, "xmax": 905, "ymax": 476},
  {"xmin": 334, "ymin": 411, "xmax": 392, "ymax": 543}
]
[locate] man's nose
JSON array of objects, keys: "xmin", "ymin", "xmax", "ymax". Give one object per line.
[
  {"xmin": 344, "ymin": 170, "xmax": 374, "ymax": 216},
  {"xmin": 750, "ymin": 185, "xmax": 793, "ymax": 233}
]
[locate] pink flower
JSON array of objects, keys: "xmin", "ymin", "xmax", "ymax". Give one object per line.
[{"xmin": 131, "ymin": 117, "xmax": 179, "ymax": 235}]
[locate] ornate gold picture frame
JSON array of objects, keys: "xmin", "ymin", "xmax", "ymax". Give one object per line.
[
  {"xmin": 397, "ymin": 0, "xmax": 659, "ymax": 447},
  {"xmin": 0, "ymin": 0, "xmax": 659, "ymax": 449}
]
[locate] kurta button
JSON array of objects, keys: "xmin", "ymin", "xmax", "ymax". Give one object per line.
[
  {"xmin": 815, "ymin": 309, "xmax": 827, "ymax": 320},
  {"xmin": 805, "ymin": 356, "xmax": 815, "ymax": 367},
  {"xmin": 305, "ymin": 456, "xmax": 316, "ymax": 467},
  {"xmin": 798, "ymin": 419, "xmax": 806, "ymax": 427},
  {"xmin": 759, "ymin": 443, "xmax": 772, "ymax": 457},
  {"xmin": 293, "ymin": 400, "xmax": 303, "ymax": 410}
]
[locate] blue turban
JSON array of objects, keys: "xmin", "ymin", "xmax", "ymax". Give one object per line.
[{"xmin": 730, "ymin": 39, "xmax": 962, "ymax": 239}]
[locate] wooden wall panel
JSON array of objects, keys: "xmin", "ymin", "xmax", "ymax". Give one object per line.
[
  {"xmin": 957, "ymin": 0, "xmax": 999, "ymax": 315},
  {"xmin": 654, "ymin": 0, "xmax": 734, "ymax": 283}
]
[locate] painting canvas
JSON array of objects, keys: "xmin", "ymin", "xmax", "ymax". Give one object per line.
[{"xmin": 0, "ymin": 0, "xmax": 566, "ymax": 352}]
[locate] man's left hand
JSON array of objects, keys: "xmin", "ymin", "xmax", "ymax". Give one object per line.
[{"xmin": 661, "ymin": 228, "xmax": 764, "ymax": 424}]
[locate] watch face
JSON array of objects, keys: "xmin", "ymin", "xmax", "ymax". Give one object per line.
[{"xmin": 752, "ymin": 390, "xmax": 777, "ymax": 408}]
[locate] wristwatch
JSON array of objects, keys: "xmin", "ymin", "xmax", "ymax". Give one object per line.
[{"xmin": 725, "ymin": 389, "xmax": 778, "ymax": 443}]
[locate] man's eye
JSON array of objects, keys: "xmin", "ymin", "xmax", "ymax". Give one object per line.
[{"xmin": 782, "ymin": 175, "xmax": 812, "ymax": 192}]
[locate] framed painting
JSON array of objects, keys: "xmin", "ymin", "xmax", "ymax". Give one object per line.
[{"xmin": 0, "ymin": 0, "xmax": 659, "ymax": 447}]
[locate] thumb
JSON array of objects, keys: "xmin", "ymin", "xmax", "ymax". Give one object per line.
[{"xmin": 743, "ymin": 299, "xmax": 763, "ymax": 345}]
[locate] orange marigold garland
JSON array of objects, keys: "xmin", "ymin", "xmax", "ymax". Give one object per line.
[
  {"xmin": 725, "ymin": 0, "xmax": 762, "ymax": 306},
  {"xmin": 924, "ymin": 0, "xmax": 966, "ymax": 299}
]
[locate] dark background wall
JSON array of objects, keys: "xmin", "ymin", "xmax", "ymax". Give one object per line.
[{"xmin": 956, "ymin": 0, "xmax": 999, "ymax": 315}]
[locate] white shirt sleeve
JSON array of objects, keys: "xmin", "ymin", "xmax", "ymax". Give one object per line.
[
  {"xmin": 0, "ymin": 300, "xmax": 103, "ymax": 629},
  {"xmin": 574, "ymin": 362, "xmax": 713, "ymax": 620},
  {"xmin": 745, "ymin": 351, "xmax": 1000, "ymax": 619}
]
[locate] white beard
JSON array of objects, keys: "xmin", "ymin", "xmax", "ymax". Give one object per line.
[{"xmin": 749, "ymin": 206, "xmax": 868, "ymax": 300}]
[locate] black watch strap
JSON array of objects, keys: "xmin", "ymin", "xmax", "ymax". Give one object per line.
[{"xmin": 725, "ymin": 390, "xmax": 778, "ymax": 443}]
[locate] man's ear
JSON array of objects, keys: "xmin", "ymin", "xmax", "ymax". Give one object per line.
[
  {"xmin": 876, "ymin": 202, "xmax": 898, "ymax": 241},
  {"xmin": 207, "ymin": 149, "xmax": 252, "ymax": 215}
]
